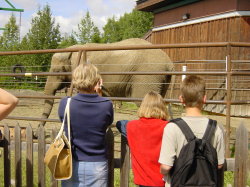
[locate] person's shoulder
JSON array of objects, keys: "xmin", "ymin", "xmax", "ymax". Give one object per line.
[
  {"xmin": 165, "ymin": 120, "xmax": 182, "ymax": 131},
  {"xmin": 60, "ymin": 96, "xmax": 70, "ymax": 105}
]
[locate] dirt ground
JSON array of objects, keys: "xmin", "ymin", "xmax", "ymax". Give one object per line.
[{"xmin": 0, "ymin": 89, "xmax": 250, "ymax": 137}]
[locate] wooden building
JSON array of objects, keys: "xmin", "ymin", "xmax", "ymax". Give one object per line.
[{"xmin": 136, "ymin": 0, "xmax": 250, "ymax": 116}]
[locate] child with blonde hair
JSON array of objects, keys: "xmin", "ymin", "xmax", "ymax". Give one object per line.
[{"xmin": 117, "ymin": 91, "xmax": 168, "ymax": 187}]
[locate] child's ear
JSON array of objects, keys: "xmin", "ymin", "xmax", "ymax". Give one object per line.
[
  {"xmin": 179, "ymin": 95, "xmax": 184, "ymax": 104},
  {"xmin": 203, "ymin": 95, "xmax": 207, "ymax": 104}
]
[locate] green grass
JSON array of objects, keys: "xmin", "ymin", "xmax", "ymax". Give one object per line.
[
  {"xmin": 0, "ymin": 150, "xmax": 52, "ymax": 186},
  {"xmin": 0, "ymin": 150, "xmax": 249, "ymax": 186}
]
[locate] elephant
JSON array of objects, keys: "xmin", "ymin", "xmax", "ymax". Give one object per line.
[{"xmin": 39, "ymin": 38, "xmax": 173, "ymax": 127}]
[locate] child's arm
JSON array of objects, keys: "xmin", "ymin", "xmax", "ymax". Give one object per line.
[
  {"xmin": 0, "ymin": 88, "xmax": 19, "ymax": 120},
  {"xmin": 116, "ymin": 120, "xmax": 129, "ymax": 138},
  {"xmin": 218, "ymin": 164, "xmax": 223, "ymax": 169},
  {"xmin": 216, "ymin": 124, "xmax": 225, "ymax": 169},
  {"xmin": 160, "ymin": 164, "xmax": 172, "ymax": 175}
]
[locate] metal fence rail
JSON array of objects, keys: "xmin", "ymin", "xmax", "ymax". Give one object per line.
[{"xmin": 0, "ymin": 41, "xmax": 249, "ymax": 158}]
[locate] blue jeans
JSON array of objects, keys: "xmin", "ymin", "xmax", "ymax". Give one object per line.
[{"xmin": 61, "ymin": 160, "xmax": 108, "ymax": 187}]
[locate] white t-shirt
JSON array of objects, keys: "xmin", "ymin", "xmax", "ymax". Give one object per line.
[{"xmin": 159, "ymin": 116, "xmax": 225, "ymax": 187}]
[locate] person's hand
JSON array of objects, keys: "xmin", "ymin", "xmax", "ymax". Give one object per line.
[{"xmin": 94, "ymin": 79, "xmax": 103, "ymax": 96}]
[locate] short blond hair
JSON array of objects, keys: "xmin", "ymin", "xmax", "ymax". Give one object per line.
[
  {"xmin": 137, "ymin": 91, "xmax": 168, "ymax": 120},
  {"xmin": 180, "ymin": 75, "xmax": 205, "ymax": 107},
  {"xmin": 72, "ymin": 64, "xmax": 101, "ymax": 92}
]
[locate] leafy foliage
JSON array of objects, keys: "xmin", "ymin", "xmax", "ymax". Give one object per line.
[
  {"xmin": 0, "ymin": 14, "xmax": 19, "ymax": 50},
  {"xmin": 0, "ymin": 6, "xmax": 153, "ymax": 90},
  {"xmin": 75, "ymin": 11, "xmax": 101, "ymax": 44},
  {"xmin": 102, "ymin": 16, "xmax": 122, "ymax": 43},
  {"xmin": 58, "ymin": 33, "xmax": 78, "ymax": 48},
  {"xmin": 102, "ymin": 10, "xmax": 153, "ymax": 43},
  {"xmin": 0, "ymin": 14, "xmax": 20, "ymax": 67},
  {"xmin": 24, "ymin": 4, "xmax": 61, "ymax": 71}
]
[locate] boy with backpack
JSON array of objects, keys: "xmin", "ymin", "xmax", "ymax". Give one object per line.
[{"xmin": 159, "ymin": 75, "xmax": 225, "ymax": 187}]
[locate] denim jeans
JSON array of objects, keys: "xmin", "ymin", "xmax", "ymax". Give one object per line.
[{"xmin": 61, "ymin": 160, "xmax": 108, "ymax": 187}]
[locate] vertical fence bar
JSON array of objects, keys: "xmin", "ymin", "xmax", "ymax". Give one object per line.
[
  {"xmin": 26, "ymin": 125, "xmax": 33, "ymax": 187},
  {"xmin": 3, "ymin": 124, "xmax": 11, "ymax": 187},
  {"xmin": 38, "ymin": 125, "xmax": 45, "ymax": 187},
  {"xmin": 50, "ymin": 128, "xmax": 58, "ymax": 187},
  {"xmin": 106, "ymin": 128, "xmax": 114, "ymax": 187},
  {"xmin": 120, "ymin": 136, "xmax": 130, "ymax": 187},
  {"xmin": 225, "ymin": 44, "xmax": 232, "ymax": 157},
  {"xmin": 234, "ymin": 123, "xmax": 248, "ymax": 187},
  {"xmin": 68, "ymin": 50, "xmax": 84, "ymax": 97},
  {"xmin": 15, "ymin": 124, "xmax": 22, "ymax": 187}
]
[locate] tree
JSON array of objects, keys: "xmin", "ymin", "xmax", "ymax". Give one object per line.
[
  {"xmin": 102, "ymin": 16, "xmax": 122, "ymax": 43},
  {"xmin": 102, "ymin": 10, "xmax": 153, "ymax": 43},
  {"xmin": 24, "ymin": 4, "xmax": 61, "ymax": 71},
  {"xmin": 119, "ymin": 10, "xmax": 153, "ymax": 39},
  {"xmin": 0, "ymin": 14, "xmax": 20, "ymax": 67},
  {"xmin": 58, "ymin": 33, "xmax": 77, "ymax": 48},
  {"xmin": 0, "ymin": 14, "xmax": 19, "ymax": 50},
  {"xmin": 75, "ymin": 11, "xmax": 101, "ymax": 44}
]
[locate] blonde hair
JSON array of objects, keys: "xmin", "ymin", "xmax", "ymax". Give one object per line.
[
  {"xmin": 72, "ymin": 64, "xmax": 101, "ymax": 92},
  {"xmin": 180, "ymin": 75, "xmax": 205, "ymax": 108},
  {"xmin": 137, "ymin": 91, "xmax": 168, "ymax": 120}
]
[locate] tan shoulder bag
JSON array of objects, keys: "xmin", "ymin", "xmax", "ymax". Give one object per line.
[{"xmin": 44, "ymin": 98, "xmax": 72, "ymax": 180}]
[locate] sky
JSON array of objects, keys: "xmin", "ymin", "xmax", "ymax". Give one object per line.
[{"xmin": 0, "ymin": 0, "xmax": 137, "ymax": 37}]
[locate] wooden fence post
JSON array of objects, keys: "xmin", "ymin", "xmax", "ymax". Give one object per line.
[
  {"xmin": 50, "ymin": 128, "xmax": 58, "ymax": 187},
  {"xmin": 15, "ymin": 124, "xmax": 22, "ymax": 187},
  {"xmin": 38, "ymin": 125, "xmax": 45, "ymax": 187},
  {"xmin": 234, "ymin": 123, "xmax": 249, "ymax": 187},
  {"xmin": 106, "ymin": 128, "xmax": 114, "ymax": 187},
  {"xmin": 3, "ymin": 124, "xmax": 11, "ymax": 187},
  {"xmin": 120, "ymin": 136, "xmax": 130, "ymax": 187},
  {"xmin": 26, "ymin": 125, "xmax": 34, "ymax": 187}
]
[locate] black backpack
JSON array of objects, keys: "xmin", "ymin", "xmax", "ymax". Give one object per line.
[{"xmin": 170, "ymin": 118, "xmax": 218, "ymax": 187}]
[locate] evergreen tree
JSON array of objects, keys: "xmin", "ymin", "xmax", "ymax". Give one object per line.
[
  {"xmin": 58, "ymin": 33, "xmax": 77, "ymax": 48},
  {"xmin": 24, "ymin": 4, "xmax": 61, "ymax": 71},
  {"xmin": 75, "ymin": 11, "xmax": 101, "ymax": 44},
  {"xmin": 0, "ymin": 14, "xmax": 20, "ymax": 67},
  {"xmin": 0, "ymin": 14, "xmax": 19, "ymax": 50}
]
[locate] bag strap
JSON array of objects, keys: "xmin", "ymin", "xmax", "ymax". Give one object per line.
[
  {"xmin": 170, "ymin": 118, "xmax": 196, "ymax": 142},
  {"xmin": 55, "ymin": 98, "xmax": 71, "ymax": 146},
  {"xmin": 66, "ymin": 98, "xmax": 71, "ymax": 147},
  {"xmin": 202, "ymin": 119, "xmax": 217, "ymax": 142}
]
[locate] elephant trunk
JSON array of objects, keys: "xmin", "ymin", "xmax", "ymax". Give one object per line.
[
  {"xmin": 39, "ymin": 98, "xmax": 55, "ymax": 126},
  {"xmin": 39, "ymin": 76, "xmax": 63, "ymax": 127}
]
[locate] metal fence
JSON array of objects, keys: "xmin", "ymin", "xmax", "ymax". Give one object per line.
[{"xmin": 0, "ymin": 42, "xmax": 249, "ymax": 186}]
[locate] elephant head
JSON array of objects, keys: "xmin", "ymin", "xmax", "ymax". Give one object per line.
[{"xmin": 39, "ymin": 38, "xmax": 174, "ymax": 127}]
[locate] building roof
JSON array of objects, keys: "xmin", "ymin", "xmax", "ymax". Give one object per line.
[{"xmin": 136, "ymin": 0, "xmax": 201, "ymax": 12}]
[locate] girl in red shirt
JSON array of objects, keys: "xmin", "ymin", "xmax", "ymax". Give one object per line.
[{"xmin": 116, "ymin": 91, "xmax": 169, "ymax": 187}]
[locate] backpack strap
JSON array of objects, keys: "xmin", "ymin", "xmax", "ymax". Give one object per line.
[
  {"xmin": 170, "ymin": 118, "xmax": 196, "ymax": 142},
  {"xmin": 202, "ymin": 119, "xmax": 217, "ymax": 142}
]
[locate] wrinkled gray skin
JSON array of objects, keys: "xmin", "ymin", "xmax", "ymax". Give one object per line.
[{"xmin": 40, "ymin": 38, "xmax": 173, "ymax": 126}]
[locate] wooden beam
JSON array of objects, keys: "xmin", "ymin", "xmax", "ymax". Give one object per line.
[{"xmin": 136, "ymin": 0, "xmax": 165, "ymax": 11}]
